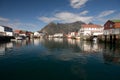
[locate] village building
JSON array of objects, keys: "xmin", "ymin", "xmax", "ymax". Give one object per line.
[
  {"xmin": 104, "ymin": 20, "xmax": 120, "ymax": 35},
  {"xmin": 34, "ymin": 32, "xmax": 45, "ymax": 38},
  {"xmin": 14, "ymin": 30, "xmax": 27, "ymax": 37},
  {"xmin": 0, "ymin": 25, "xmax": 13, "ymax": 36},
  {"xmin": 34, "ymin": 31, "xmax": 40, "ymax": 37},
  {"xmin": 14, "ymin": 30, "xmax": 33, "ymax": 40},
  {"xmin": 103, "ymin": 20, "xmax": 120, "ymax": 43},
  {"xmin": 67, "ymin": 32, "xmax": 78, "ymax": 38},
  {"xmin": 78, "ymin": 24, "xmax": 103, "ymax": 37},
  {"xmin": 53, "ymin": 33, "xmax": 64, "ymax": 38},
  {"xmin": 48, "ymin": 35, "xmax": 54, "ymax": 38}
]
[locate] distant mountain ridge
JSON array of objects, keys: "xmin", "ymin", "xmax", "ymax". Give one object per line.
[{"xmin": 39, "ymin": 21, "xmax": 86, "ymax": 35}]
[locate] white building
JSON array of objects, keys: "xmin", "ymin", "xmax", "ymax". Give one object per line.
[
  {"xmin": 67, "ymin": 32, "xmax": 78, "ymax": 38},
  {"xmin": 53, "ymin": 33, "xmax": 64, "ymax": 38},
  {"xmin": 0, "ymin": 25, "xmax": 13, "ymax": 36},
  {"xmin": 78, "ymin": 24, "xmax": 103, "ymax": 36},
  {"xmin": 34, "ymin": 32, "xmax": 45, "ymax": 37}
]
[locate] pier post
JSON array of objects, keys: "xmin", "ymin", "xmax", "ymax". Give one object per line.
[
  {"xmin": 110, "ymin": 35, "xmax": 112, "ymax": 43},
  {"xmin": 113, "ymin": 35, "xmax": 116, "ymax": 44},
  {"xmin": 104, "ymin": 35, "xmax": 107, "ymax": 43}
]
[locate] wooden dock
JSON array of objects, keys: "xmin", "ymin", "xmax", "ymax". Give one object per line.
[
  {"xmin": 0, "ymin": 36, "xmax": 15, "ymax": 42},
  {"xmin": 98, "ymin": 34, "xmax": 120, "ymax": 44}
]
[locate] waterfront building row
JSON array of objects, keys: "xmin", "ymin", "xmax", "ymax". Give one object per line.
[
  {"xmin": 46, "ymin": 24, "xmax": 104, "ymax": 40},
  {"xmin": 1, "ymin": 19, "xmax": 120, "ymax": 42}
]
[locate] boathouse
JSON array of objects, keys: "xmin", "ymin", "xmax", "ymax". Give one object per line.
[{"xmin": 103, "ymin": 20, "xmax": 120, "ymax": 43}]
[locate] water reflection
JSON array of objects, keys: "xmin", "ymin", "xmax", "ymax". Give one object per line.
[
  {"xmin": 0, "ymin": 38, "xmax": 120, "ymax": 80},
  {"xmin": 0, "ymin": 42, "xmax": 13, "ymax": 55},
  {"xmin": 0, "ymin": 45, "xmax": 5, "ymax": 55},
  {"xmin": 54, "ymin": 38, "xmax": 63, "ymax": 43},
  {"xmin": 40, "ymin": 39, "xmax": 103, "ymax": 63},
  {"xmin": 0, "ymin": 39, "xmax": 33, "ymax": 56},
  {"xmin": 103, "ymin": 43, "xmax": 120, "ymax": 65},
  {"xmin": 0, "ymin": 38, "xmax": 120, "ymax": 65},
  {"xmin": 43, "ymin": 38, "xmax": 120, "ymax": 65},
  {"xmin": 34, "ymin": 38, "xmax": 44, "ymax": 46},
  {"xmin": 13, "ymin": 39, "xmax": 34, "ymax": 48}
]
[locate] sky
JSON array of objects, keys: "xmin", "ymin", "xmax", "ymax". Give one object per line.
[{"xmin": 0, "ymin": 0, "xmax": 120, "ymax": 32}]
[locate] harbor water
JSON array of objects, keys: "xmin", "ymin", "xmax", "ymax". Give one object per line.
[{"xmin": 0, "ymin": 38, "xmax": 120, "ymax": 80}]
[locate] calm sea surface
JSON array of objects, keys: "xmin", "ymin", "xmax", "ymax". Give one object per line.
[{"xmin": 0, "ymin": 38, "xmax": 120, "ymax": 80}]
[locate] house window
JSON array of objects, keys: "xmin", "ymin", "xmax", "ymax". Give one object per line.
[
  {"xmin": 4, "ymin": 27, "xmax": 13, "ymax": 32},
  {"xmin": 110, "ymin": 24, "xmax": 112, "ymax": 28}
]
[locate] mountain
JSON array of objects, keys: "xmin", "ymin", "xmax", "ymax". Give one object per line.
[{"xmin": 40, "ymin": 21, "xmax": 85, "ymax": 35}]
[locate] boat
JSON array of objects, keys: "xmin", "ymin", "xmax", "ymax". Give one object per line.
[
  {"xmin": 75, "ymin": 36, "xmax": 80, "ymax": 40},
  {"xmin": 15, "ymin": 36, "xmax": 26, "ymax": 40},
  {"xmin": 93, "ymin": 37, "xmax": 97, "ymax": 43},
  {"xmin": 16, "ymin": 36, "xmax": 23, "ymax": 40}
]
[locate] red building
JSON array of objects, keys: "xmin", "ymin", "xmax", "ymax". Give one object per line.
[
  {"xmin": 14, "ymin": 30, "xmax": 33, "ymax": 37},
  {"xmin": 104, "ymin": 20, "xmax": 120, "ymax": 35},
  {"xmin": 14, "ymin": 30, "xmax": 26, "ymax": 36}
]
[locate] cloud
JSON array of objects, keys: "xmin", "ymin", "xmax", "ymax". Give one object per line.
[
  {"xmin": 98, "ymin": 10, "xmax": 116, "ymax": 18},
  {"xmin": 0, "ymin": 17, "xmax": 9, "ymax": 22},
  {"xmin": 8, "ymin": 22, "xmax": 37, "ymax": 30},
  {"xmin": 0, "ymin": 16, "xmax": 38, "ymax": 31},
  {"xmin": 0, "ymin": 20, "xmax": 37, "ymax": 31},
  {"xmin": 70, "ymin": 0, "xmax": 88, "ymax": 9},
  {"xmin": 38, "ymin": 11, "xmax": 93, "ymax": 23},
  {"xmin": 79, "ymin": 10, "xmax": 88, "ymax": 15},
  {"xmin": 91, "ymin": 10, "xmax": 117, "ymax": 25},
  {"xmin": 55, "ymin": 11, "xmax": 92, "ymax": 23},
  {"xmin": 38, "ymin": 17, "xmax": 57, "ymax": 23}
]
